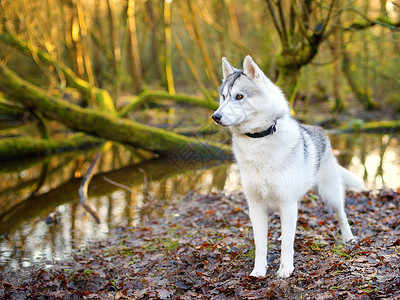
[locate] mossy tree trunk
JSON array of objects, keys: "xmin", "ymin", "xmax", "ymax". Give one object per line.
[
  {"xmin": 274, "ymin": 43, "xmax": 320, "ymax": 110},
  {"xmin": 342, "ymin": 51, "xmax": 379, "ymax": 110},
  {"xmin": 265, "ymin": 0, "xmax": 399, "ymax": 111},
  {"xmin": 329, "ymin": 2, "xmax": 347, "ymax": 113},
  {"xmin": 0, "ymin": 134, "xmax": 102, "ymax": 161},
  {"xmin": 0, "ymin": 64, "xmax": 231, "ymax": 159},
  {"xmin": 265, "ymin": 0, "xmax": 334, "ymax": 109},
  {"xmin": 126, "ymin": 0, "xmax": 144, "ymax": 94}
]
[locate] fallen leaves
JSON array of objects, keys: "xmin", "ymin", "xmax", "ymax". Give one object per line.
[{"xmin": 0, "ymin": 190, "xmax": 399, "ymax": 299}]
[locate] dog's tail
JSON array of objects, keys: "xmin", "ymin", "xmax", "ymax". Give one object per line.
[{"xmin": 338, "ymin": 165, "xmax": 367, "ymax": 191}]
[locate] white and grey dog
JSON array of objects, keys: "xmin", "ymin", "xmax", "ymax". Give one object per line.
[{"xmin": 212, "ymin": 55, "xmax": 365, "ymax": 278}]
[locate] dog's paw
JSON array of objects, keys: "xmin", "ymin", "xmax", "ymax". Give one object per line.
[
  {"xmin": 250, "ymin": 267, "xmax": 266, "ymax": 278},
  {"xmin": 343, "ymin": 235, "xmax": 358, "ymax": 251},
  {"xmin": 342, "ymin": 233, "xmax": 355, "ymax": 244},
  {"xmin": 277, "ymin": 264, "xmax": 294, "ymax": 279}
]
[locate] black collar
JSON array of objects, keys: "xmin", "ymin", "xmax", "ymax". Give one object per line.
[{"xmin": 245, "ymin": 121, "xmax": 277, "ymax": 138}]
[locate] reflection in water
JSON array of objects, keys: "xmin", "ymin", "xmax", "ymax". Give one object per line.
[
  {"xmin": 0, "ymin": 133, "xmax": 399, "ymax": 269},
  {"xmin": 331, "ymin": 134, "xmax": 400, "ymax": 190}
]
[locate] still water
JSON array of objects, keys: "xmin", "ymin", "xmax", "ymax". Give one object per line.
[{"xmin": 0, "ymin": 133, "xmax": 399, "ymax": 269}]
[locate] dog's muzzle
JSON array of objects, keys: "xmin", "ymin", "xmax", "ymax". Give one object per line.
[{"xmin": 212, "ymin": 113, "xmax": 222, "ymax": 124}]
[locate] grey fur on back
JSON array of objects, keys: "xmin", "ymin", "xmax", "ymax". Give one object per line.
[{"xmin": 298, "ymin": 123, "xmax": 329, "ymax": 172}]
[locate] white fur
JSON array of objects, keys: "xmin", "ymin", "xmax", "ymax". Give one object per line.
[{"xmin": 214, "ymin": 56, "xmax": 366, "ymax": 279}]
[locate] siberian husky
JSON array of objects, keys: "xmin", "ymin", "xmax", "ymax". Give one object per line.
[{"xmin": 212, "ymin": 56, "xmax": 365, "ymax": 278}]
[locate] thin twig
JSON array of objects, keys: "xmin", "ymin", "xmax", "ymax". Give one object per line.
[
  {"xmin": 103, "ymin": 176, "xmax": 134, "ymax": 194},
  {"xmin": 265, "ymin": 0, "xmax": 286, "ymax": 48},
  {"xmin": 276, "ymin": 1, "xmax": 289, "ymax": 48},
  {"xmin": 79, "ymin": 152, "xmax": 101, "ymax": 223},
  {"xmin": 186, "ymin": 0, "xmax": 219, "ymax": 89},
  {"xmin": 321, "ymin": 0, "xmax": 336, "ymax": 35},
  {"xmin": 289, "ymin": 0, "xmax": 312, "ymax": 43},
  {"xmin": 80, "ymin": 202, "xmax": 100, "ymax": 224},
  {"xmin": 172, "ymin": 30, "xmax": 213, "ymax": 100}
]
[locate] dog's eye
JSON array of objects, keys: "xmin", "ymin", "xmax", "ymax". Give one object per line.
[
  {"xmin": 235, "ymin": 94, "xmax": 244, "ymax": 100},
  {"xmin": 221, "ymin": 94, "xmax": 226, "ymax": 100}
]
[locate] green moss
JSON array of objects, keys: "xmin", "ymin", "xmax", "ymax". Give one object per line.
[
  {"xmin": 0, "ymin": 133, "xmax": 102, "ymax": 160},
  {"xmin": 118, "ymin": 90, "xmax": 218, "ymax": 118},
  {"xmin": 332, "ymin": 120, "xmax": 400, "ymax": 134},
  {"xmin": 274, "ymin": 45, "xmax": 318, "ymax": 103},
  {"xmin": 331, "ymin": 244, "xmax": 352, "ymax": 260},
  {"xmin": 0, "ymin": 64, "xmax": 231, "ymax": 159}
]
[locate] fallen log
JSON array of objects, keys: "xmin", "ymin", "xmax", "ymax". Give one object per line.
[
  {"xmin": 0, "ymin": 133, "xmax": 103, "ymax": 161},
  {"xmin": 118, "ymin": 90, "xmax": 218, "ymax": 117},
  {"xmin": 0, "ymin": 92, "xmax": 25, "ymax": 117},
  {"xmin": 329, "ymin": 119, "xmax": 400, "ymax": 134},
  {"xmin": 78, "ymin": 152, "xmax": 101, "ymax": 223},
  {"xmin": 0, "ymin": 64, "xmax": 231, "ymax": 159}
]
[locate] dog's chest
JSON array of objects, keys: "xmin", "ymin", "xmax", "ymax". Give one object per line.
[
  {"xmin": 232, "ymin": 137, "xmax": 286, "ymax": 171},
  {"xmin": 232, "ymin": 139, "xmax": 287, "ymax": 205}
]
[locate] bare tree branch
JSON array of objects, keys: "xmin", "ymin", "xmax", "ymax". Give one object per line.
[
  {"xmin": 265, "ymin": 0, "xmax": 287, "ymax": 48},
  {"xmin": 79, "ymin": 152, "xmax": 101, "ymax": 224},
  {"xmin": 277, "ymin": 1, "xmax": 289, "ymax": 48},
  {"xmin": 289, "ymin": 0, "xmax": 312, "ymax": 43},
  {"xmin": 321, "ymin": 0, "xmax": 336, "ymax": 35},
  {"xmin": 342, "ymin": 9, "xmax": 400, "ymax": 31}
]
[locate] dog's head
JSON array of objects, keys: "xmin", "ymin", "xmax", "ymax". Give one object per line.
[{"xmin": 212, "ymin": 56, "xmax": 289, "ymax": 132}]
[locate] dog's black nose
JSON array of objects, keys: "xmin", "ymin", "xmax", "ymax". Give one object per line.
[{"xmin": 212, "ymin": 113, "xmax": 222, "ymax": 123}]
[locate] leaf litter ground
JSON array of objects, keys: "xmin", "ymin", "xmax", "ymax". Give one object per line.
[{"xmin": 1, "ymin": 189, "xmax": 400, "ymax": 299}]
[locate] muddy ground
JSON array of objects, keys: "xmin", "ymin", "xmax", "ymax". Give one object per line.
[{"xmin": 1, "ymin": 189, "xmax": 399, "ymax": 299}]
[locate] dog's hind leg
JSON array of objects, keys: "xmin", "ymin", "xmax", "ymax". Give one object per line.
[
  {"xmin": 278, "ymin": 201, "xmax": 297, "ymax": 278},
  {"xmin": 318, "ymin": 167, "xmax": 354, "ymax": 243},
  {"xmin": 248, "ymin": 200, "xmax": 269, "ymax": 277}
]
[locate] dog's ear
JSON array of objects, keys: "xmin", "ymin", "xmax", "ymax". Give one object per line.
[
  {"xmin": 243, "ymin": 55, "xmax": 264, "ymax": 82},
  {"xmin": 222, "ymin": 57, "xmax": 234, "ymax": 80}
]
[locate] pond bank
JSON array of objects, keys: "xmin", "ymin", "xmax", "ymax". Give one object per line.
[{"xmin": 1, "ymin": 190, "xmax": 399, "ymax": 299}]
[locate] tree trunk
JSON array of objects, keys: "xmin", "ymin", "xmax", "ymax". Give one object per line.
[
  {"xmin": 164, "ymin": 0, "xmax": 175, "ymax": 94},
  {"xmin": 275, "ymin": 66, "xmax": 300, "ymax": 111},
  {"xmin": 145, "ymin": 0, "xmax": 162, "ymax": 80},
  {"xmin": 342, "ymin": 51, "xmax": 379, "ymax": 110},
  {"xmin": 126, "ymin": 0, "xmax": 143, "ymax": 94},
  {"xmin": 274, "ymin": 44, "xmax": 319, "ymax": 110},
  {"xmin": 107, "ymin": 0, "xmax": 122, "ymax": 102},
  {"xmin": 0, "ymin": 134, "xmax": 102, "ymax": 161},
  {"xmin": 0, "ymin": 64, "xmax": 231, "ymax": 160},
  {"xmin": 332, "ymin": 56, "xmax": 346, "ymax": 112},
  {"xmin": 330, "ymin": 4, "xmax": 347, "ymax": 112}
]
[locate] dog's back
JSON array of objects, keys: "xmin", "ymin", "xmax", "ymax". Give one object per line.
[{"xmin": 298, "ymin": 123, "xmax": 329, "ymax": 174}]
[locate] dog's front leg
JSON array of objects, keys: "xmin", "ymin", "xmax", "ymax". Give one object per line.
[
  {"xmin": 248, "ymin": 201, "xmax": 268, "ymax": 277},
  {"xmin": 278, "ymin": 202, "xmax": 298, "ymax": 278}
]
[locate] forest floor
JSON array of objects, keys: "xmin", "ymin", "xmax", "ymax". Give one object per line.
[{"xmin": 1, "ymin": 189, "xmax": 400, "ymax": 299}]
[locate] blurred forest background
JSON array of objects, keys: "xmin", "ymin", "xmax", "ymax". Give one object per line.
[{"xmin": 0, "ymin": 0, "xmax": 400, "ymax": 159}]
